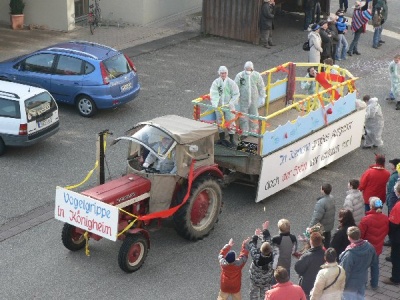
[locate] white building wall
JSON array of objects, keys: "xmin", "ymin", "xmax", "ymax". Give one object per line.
[{"xmin": 0, "ymin": 0, "xmax": 201, "ymax": 31}]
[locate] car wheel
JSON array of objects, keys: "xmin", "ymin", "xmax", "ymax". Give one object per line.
[
  {"xmin": 0, "ymin": 138, "xmax": 6, "ymax": 156},
  {"xmin": 76, "ymin": 95, "xmax": 97, "ymax": 117}
]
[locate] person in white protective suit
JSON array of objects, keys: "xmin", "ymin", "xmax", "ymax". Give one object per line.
[
  {"xmin": 142, "ymin": 136, "xmax": 176, "ymax": 174},
  {"xmin": 234, "ymin": 61, "xmax": 266, "ymax": 140},
  {"xmin": 386, "ymin": 54, "xmax": 400, "ymax": 110},
  {"xmin": 210, "ymin": 66, "xmax": 240, "ymax": 147},
  {"xmin": 362, "ymin": 95, "xmax": 384, "ymax": 149}
]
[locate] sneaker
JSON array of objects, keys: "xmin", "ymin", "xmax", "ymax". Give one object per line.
[
  {"xmin": 337, "ymin": 58, "xmax": 342, "ymax": 61},
  {"xmin": 382, "ymin": 277, "xmax": 400, "ymax": 286}
]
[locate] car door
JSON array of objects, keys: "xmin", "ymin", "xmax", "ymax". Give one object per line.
[
  {"xmin": 13, "ymin": 53, "xmax": 56, "ymax": 91},
  {"xmin": 50, "ymin": 55, "xmax": 84, "ymax": 104}
]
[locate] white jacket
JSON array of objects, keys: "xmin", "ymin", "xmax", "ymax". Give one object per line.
[{"xmin": 310, "ymin": 262, "xmax": 346, "ymax": 300}]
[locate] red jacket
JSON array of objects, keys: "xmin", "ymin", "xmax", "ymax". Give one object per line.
[
  {"xmin": 265, "ymin": 281, "xmax": 307, "ymax": 300},
  {"xmin": 219, "ymin": 242, "xmax": 249, "ymax": 294},
  {"xmin": 359, "ymin": 164, "xmax": 390, "ymax": 204},
  {"xmin": 359, "ymin": 210, "xmax": 389, "ymax": 255}
]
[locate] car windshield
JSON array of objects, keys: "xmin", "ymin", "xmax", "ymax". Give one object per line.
[
  {"xmin": 102, "ymin": 54, "xmax": 131, "ymax": 79},
  {"xmin": 132, "ymin": 125, "xmax": 174, "ymax": 156},
  {"xmin": 25, "ymin": 92, "xmax": 57, "ymax": 121}
]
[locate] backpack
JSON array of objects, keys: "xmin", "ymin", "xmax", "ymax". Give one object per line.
[{"xmin": 303, "ymin": 40, "xmax": 311, "ymax": 51}]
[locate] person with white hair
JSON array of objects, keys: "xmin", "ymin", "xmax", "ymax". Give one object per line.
[
  {"xmin": 210, "ymin": 66, "xmax": 240, "ymax": 147},
  {"xmin": 362, "ymin": 95, "xmax": 384, "ymax": 148},
  {"xmin": 234, "ymin": 61, "xmax": 266, "ymax": 139}
]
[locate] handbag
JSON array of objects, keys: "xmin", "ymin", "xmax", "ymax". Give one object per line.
[
  {"xmin": 323, "ymin": 266, "xmax": 341, "ymax": 290},
  {"xmin": 302, "ymin": 40, "xmax": 311, "ymax": 51}
]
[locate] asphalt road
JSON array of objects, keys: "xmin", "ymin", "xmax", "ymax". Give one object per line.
[{"xmin": 1, "ymin": 3, "xmax": 400, "ymax": 300}]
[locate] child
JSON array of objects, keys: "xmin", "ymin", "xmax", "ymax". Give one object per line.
[
  {"xmin": 271, "ymin": 219, "xmax": 298, "ymax": 277},
  {"xmin": 248, "ymin": 220, "xmax": 274, "ymax": 300},
  {"xmin": 335, "ymin": 9, "xmax": 349, "ymax": 61},
  {"xmin": 218, "ymin": 237, "xmax": 250, "ymax": 300},
  {"xmin": 362, "ymin": 95, "xmax": 384, "ymax": 149}
]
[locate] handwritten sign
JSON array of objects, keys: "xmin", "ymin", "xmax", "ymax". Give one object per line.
[
  {"xmin": 54, "ymin": 187, "xmax": 119, "ymax": 241},
  {"xmin": 256, "ymin": 109, "xmax": 365, "ymax": 202}
]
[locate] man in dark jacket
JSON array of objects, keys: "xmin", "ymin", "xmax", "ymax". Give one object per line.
[
  {"xmin": 295, "ymin": 232, "xmax": 325, "ymax": 298},
  {"xmin": 318, "ymin": 20, "xmax": 332, "ymax": 63},
  {"xmin": 309, "ymin": 183, "xmax": 335, "ymax": 249},
  {"xmin": 327, "ymin": 15, "xmax": 339, "ymax": 63},
  {"xmin": 259, "ymin": 0, "xmax": 275, "ymax": 49}
]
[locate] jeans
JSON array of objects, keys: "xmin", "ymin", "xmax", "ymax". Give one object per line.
[
  {"xmin": 336, "ymin": 34, "xmax": 348, "ymax": 59},
  {"xmin": 391, "ymin": 243, "xmax": 400, "ymax": 283},
  {"xmin": 304, "ymin": 8, "xmax": 313, "ymax": 30},
  {"xmin": 370, "ymin": 255, "xmax": 379, "ymax": 288},
  {"xmin": 373, "ymin": 26, "xmax": 382, "ymax": 47},
  {"xmin": 348, "ymin": 30, "xmax": 362, "ymax": 54},
  {"xmin": 339, "ymin": 0, "xmax": 348, "ymax": 10}
]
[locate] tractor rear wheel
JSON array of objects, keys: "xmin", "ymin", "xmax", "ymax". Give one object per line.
[
  {"xmin": 173, "ymin": 176, "xmax": 222, "ymax": 241},
  {"xmin": 118, "ymin": 233, "xmax": 149, "ymax": 273},
  {"xmin": 61, "ymin": 223, "xmax": 85, "ymax": 251}
]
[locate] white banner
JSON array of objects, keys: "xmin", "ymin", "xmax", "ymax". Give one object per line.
[
  {"xmin": 256, "ymin": 109, "xmax": 366, "ymax": 202},
  {"xmin": 55, "ymin": 187, "xmax": 119, "ymax": 241}
]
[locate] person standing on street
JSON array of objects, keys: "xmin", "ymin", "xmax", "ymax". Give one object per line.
[
  {"xmin": 235, "ymin": 61, "xmax": 266, "ymax": 140},
  {"xmin": 309, "ymin": 248, "xmax": 346, "ymax": 300},
  {"xmin": 383, "ymin": 194, "xmax": 400, "ymax": 286},
  {"xmin": 210, "ymin": 66, "xmax": 240, "ymax": 148},
  {"xmin": 318, "ymin": 20, "xmax": 332, "ymax": 63},
  {"xmin": 347, "ymin": 1, "xmax": 372, "ymax": 56},
  {"xmin": 339, "ymin": 226, "xmax": 378, "ymax": 299},
  {"xmin": 359, "ymin": 154, "xmax": 390, "ymax": 211},
  {"xmin": 327, "ymin": 16, "xmax": 339, "ymax": 64},
  {"xmin": 259, "ymin": 0, "xmax": 276, "ymax": 49},
  {"xmin": 218, "ymin": 237, "xmax": 251, "ymax": 300},
  {"xmin": 308, "ymin": 24, "xmax": 323, "ymax": 63},
  {"xmin": 309, "ymin": 183, "xmax": 335, "ymax": 249},
  {"xmin": 335, "ymin": 9, "xmax": 349, "ymax": 61},
  {"xmin": 372, "ymin": 0, "xmax": 388, "ymax": 48},
  {"xmin": 386, "ymin": 54, "xmax": 400, "ymax": 110},
  {"xmin": 265, "ymin": 267, "xmax": 307, "ymax": 300},
  {"xmin": 362, "ymin": 95, "xmax": 384, "ymax": 149},
  {"xmin": 330, "ymin": 209, "xmax": 357, "ymax": 259},
  {"xmin": 343, "ymin": 179, "xmax": 364, "ymax": 225}
]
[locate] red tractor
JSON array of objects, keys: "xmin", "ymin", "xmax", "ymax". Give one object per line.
[{"xmin": 56, "ymin": 115, "xmax": 223, "ymax": 272}]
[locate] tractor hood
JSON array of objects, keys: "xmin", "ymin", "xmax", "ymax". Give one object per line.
[{"xmin": 81, "ymin": 174, "xmax": 151, "ymax": 206}]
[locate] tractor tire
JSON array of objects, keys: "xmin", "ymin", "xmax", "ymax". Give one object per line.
[
  {"xmin": 173, "ymin": 176, "xmax": 222, "ymax": 241},
  {"xmin": 61, "ymin": 223, "xmax": 85, "ymax": 251},
  {"xmin": 118, "ymin": 233, "xmax": 149, "ymax": 273}
]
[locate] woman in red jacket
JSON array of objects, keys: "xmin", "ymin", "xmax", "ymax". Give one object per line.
[
  {"xmin": 359, "ymin": 155, "xmax": 390, "ymax": 212},
  {"xmin": 359, "ymin": 197, "xmax": 389, "ymax": 289}
]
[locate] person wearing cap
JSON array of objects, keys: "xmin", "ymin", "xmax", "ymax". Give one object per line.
[
  {"xmin": 259, "ymin": 0, "xmax": 276, "ymax": 49},
  {"xmin": 248, "ymin": 220, "xmax": 274, "ymax": 300},
  {"xmin": 218, "ymin": 237, "xmax": 250, "ymax": 300},
  {"xmin": 339, "ymin": 226, "xmax": 378, "ymax": 299},
  {"xmin": 210, "ymin": 66, "xmax": 240, "ymax": 147},
  {"xmin": 318, "ymin": 20, "xmax": 332, "ymax": 63},
  {"xmin": 309, "ymin": 248, "xmax": 346, "ymax": 300},
  {"xmin": 234, "ymin": 61, "xmax": 266, "ymax": 140},
  {"xmin": 359, "ymin": 154, "xmax": 390, "ymax": 212},
  {"xmin": 308, "ymin": 24, "xmax": 323, "ymax": 63},
  {"xmin": 361, "ymin": 95, "xmax": 384, "ymax": 149},
  {"xmin": 265, "ymin": 267, "xmax": 307, "ymax": 300},
  {"xmin": 347, "ymin": 1, "xmax": 372, "ymax": 56},
  {"xmin": 335, "ymin": 9, "xmax": 349, "ymax": 61},
  {"xmin": 359, "ymin": 197, "xmax": 389, "ymax": 289},
  {"xmin": 142, "ymin": 135, "xmax": 177, "ymax": 174}
]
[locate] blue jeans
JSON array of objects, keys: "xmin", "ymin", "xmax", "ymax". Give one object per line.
[
  {"xmin": 336, "ymin": 34, "xmax": 348, "ymax": 59},
  {"xmin": 348, "ymin": 30, "xmax": 362, "ymax": 54},
  {"xmin": 373, "ymin": 26, "xmax": 382, "ymax": 47},
  {"xmin": 370, "ymin": 255, "xmax": 379, "ymax": 288}
]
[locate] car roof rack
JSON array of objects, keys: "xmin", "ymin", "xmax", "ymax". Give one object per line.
[
  {"xmin": 70, "ymin": 40, "xmax": 117, "ymax": 52},
  {"xmin": 46, "ymin": 47, "xmax": 98, "ymax": 59},
  {"xmin": 0, "ymin": 90, "xmax": 20, "ymax": 99}
]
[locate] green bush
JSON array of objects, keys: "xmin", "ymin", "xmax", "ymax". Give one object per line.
[{"xmin": 10, "ymin": 0, "xmax": 25, "ymax": 15}]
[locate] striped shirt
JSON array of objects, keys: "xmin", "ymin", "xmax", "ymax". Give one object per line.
[{"xmin": 351, "ymin": 9, "xmax": 372, "ymax": 32}]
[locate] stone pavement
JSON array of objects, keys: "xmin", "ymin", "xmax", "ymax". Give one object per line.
[{"xmin": 0, "ymin": 10, "xmax": 399, "ymax": 300}]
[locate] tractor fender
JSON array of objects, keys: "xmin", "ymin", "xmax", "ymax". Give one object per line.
[
  {"xmin": 193, "ymin": 164, "xmax": 223, "ymax": 181},
  {"xmin": 127, "ymin": 228, "xmax": 151, "ymax": 249}
]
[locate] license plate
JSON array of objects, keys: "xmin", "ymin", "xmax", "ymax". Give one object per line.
[
  {"xmin": 120, "ymin": 82, "xmax": 133, "ymax": 92},
  {"xmin": 38, "ymin": 117, "xmax": 52, "ymax": 128}
]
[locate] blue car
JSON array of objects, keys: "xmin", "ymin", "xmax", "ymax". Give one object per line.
[{"xmin": 0, "ymin": 41, "xmax": 140, "ymax": 117}]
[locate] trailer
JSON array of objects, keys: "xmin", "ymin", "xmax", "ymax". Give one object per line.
[{"xmin": 192, "ymin": 62, "xmax": 365, "ymax": 202}]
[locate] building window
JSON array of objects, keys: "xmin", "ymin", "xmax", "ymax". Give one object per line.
[{"xmin": 74, "ymin": 0, "xmax": 89, "ymax": 18}]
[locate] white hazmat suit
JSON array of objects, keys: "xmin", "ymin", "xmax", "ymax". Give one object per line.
[{"xmin": 364, "ymin": 97, "xmax": 384, "ymax": 148}]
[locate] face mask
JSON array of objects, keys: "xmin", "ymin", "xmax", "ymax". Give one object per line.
[{"xmin": 245, "ymin": 71, "xmax": 252, "ymax": 75}]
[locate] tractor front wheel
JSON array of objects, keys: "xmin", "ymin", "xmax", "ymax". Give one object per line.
[
  {"xmin": 118, "ymin": 233, "xmax": 149, "ymax": 273},
  {"xmin": 61, "ymin": 223, "xmax": 85, "ymax": 251},
  {"xmin": 173, "ymin": 176, "xmax": 222, "ymax": 241}
]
